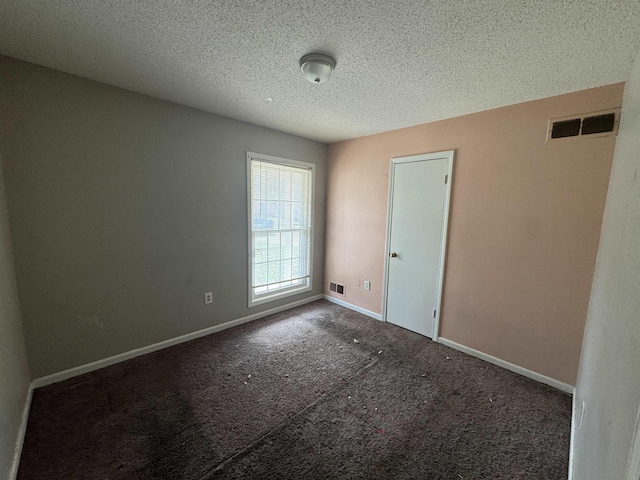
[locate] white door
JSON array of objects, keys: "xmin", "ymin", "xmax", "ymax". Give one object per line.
[{"xmin": 384, "ymin": 151, "xmax": 453, "ymax": 339}]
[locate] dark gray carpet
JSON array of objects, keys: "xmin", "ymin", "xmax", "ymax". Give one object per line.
[{"xmin": 18, "ymin": 300, "xmax": 571, "ymax": 479}]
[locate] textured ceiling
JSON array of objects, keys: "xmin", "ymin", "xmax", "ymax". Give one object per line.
[{"xmin": 1, "ymin": 1, "xmax": 640, "ymax": 143}]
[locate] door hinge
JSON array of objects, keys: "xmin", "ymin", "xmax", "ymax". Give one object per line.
[
  {"xmin": 444, "ymin": 174, "xmax": 448, "ymax": 184},
  {"xmin": 433, "ymin": 309, "xmax": 437, "ymax": 318}
]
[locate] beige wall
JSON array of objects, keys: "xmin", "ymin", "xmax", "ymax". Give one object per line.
[
  {"xmin": 0, "ymin": 163, "xmax": 31, "ymax": 478},
  {"xmin": 571, "ymin": 46, "xmax": 640, "ymax": 478},
  {"xmin": 325, "ymin": 84, "xmax": 623, "ymax": 386},
  {"xmin": 0, "ymin": 56, "xmax": 327, "ymax": 378}
]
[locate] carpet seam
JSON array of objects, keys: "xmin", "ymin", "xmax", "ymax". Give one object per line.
[{"xmin": 201, "ymin": 356, "xmax": 381, "ymax": 478}]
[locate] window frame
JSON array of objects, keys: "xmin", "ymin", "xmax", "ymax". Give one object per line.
[{"xmin": 247, "ymin": 151, "xmax": 315, "ymax": 307}]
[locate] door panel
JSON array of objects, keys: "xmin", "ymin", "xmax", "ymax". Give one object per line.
[{"xmin": 386, "ymin": 157, "xmax": 448, "ymax": 338}]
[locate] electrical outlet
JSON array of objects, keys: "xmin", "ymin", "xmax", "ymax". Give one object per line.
[
  {"xmin": 204, "ymin": 292, "xmax": 213, "ymax": 304},
  {"xmin": 364, "ymin": 280, "xmax": 371, "ymax": 291}
]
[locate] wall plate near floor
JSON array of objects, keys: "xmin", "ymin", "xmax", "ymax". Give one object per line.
[{"xmin": 204, "ymin": 292, "xmax": 213, "ymax": 304}]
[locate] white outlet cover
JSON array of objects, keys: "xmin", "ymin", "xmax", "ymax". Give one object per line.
[{"xmin": 204, "ymin": 292, "xmax": 213, "ymax": 304}]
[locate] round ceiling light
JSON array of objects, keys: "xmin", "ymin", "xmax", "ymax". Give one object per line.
[{"xmin": 299, "ymin": 53, "xmax": 336, "ymax": 84}]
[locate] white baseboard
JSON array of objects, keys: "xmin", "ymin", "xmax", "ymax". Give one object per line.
[
  {"xmin": 323, "ymin": 295, "xmax": 382, "ymax": 321},
  {"xmin": 32, "ymin": 294, "xmax": 323, "ymax": 388},
  {"xmin": 568, "ymin": 391, "xmax": 577, "ymax": 480},
  {"xmin": 437, "ymin": 337, "xmax": 574, "ymax": 394},
  {"xmin": 10, "ymin": 384, "xmax": 33, "ymax": 480}
]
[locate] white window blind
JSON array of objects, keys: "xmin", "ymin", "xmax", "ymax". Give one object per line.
[{"xmin": 248, "ymin": 153, "xmax": 314, "ymax": 306}]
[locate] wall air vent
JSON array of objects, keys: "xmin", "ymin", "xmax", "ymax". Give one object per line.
[
  {"xmin": 582, "ymin": 113, "xmax": 616, "ymax": 135},
  {"xmin": 329, "ymin": 282, "xmax": 345, "ymax": 295},
  {"xmin": 547, "ymin": 109, "xmax": 620, "ymax": 143},
  {"xmin": 551, "ymin": 119, "xmax": 581, "ymax": 138}
]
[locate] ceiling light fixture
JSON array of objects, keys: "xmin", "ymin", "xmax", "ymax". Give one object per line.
[{"xmin": 299, "ymin": 53, "xmax": 336, "ymax": 84}]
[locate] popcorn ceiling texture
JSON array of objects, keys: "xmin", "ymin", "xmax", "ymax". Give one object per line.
[{"xmin": 0, "ymin": 0, "xmax": 639, "ymax": 142}]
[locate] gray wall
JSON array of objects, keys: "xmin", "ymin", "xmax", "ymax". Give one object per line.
[
  {"xmin": 0, "ymin": 163, "xmax": 31, "ymax": 478},
  {"xmin": 0, "ymin": 56, "xmax": 327, "ymax": 378},
  {"xmin": 571, "ymin": 46, "xmax": 640, "ymax": 477}
]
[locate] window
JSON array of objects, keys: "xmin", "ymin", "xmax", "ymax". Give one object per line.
[{"xmin": 247, "ymin": 152, "xmax": 314, "ymax": 306}]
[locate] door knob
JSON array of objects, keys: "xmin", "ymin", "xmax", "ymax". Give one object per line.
[{"xmin": 390, "ymin": 252, "xmax": 398, "ymax": 258}]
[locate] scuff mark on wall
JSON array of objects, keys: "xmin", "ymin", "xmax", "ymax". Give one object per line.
[{"xmin": 76, "ymin": 313, "xmax": 105, "ymax": 329}]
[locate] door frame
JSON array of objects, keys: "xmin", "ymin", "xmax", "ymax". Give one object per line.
[{"xmin": 382, "ymin": 150, "xmax": 454, "ymax": 341}]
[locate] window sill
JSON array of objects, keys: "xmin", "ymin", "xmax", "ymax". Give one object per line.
[{"xmin": 249, "ymin": 284, "xmax": 312, "ymax": 308}]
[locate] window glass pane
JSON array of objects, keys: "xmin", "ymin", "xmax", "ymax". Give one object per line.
[
  {"xmin": 267, "ymin": 232, "xmax": 281, "ymax": 262},
  {"xmin": 281, "ymin": 231, "xmax": 292, "ymax": 259},
  {"xmin": 298, "ymin": 231, "xmax": 307, "ymax": 276},
  {"xmin": 291, "ymin": 202, "xmax": 301, "ymax": 228},
  {"xmin": 280, "ymin": 202, "xmax": 291, "ymax": 229},
  {"xmin": 292, "ymin": 257, "xmax": 300, "ymax": 279},
  {"xmin": 266, "ymin": 169, "xmax": 279, "ymax": 200},
  {"xmin": 260, "ymin": 168, "xmax": 267, "ymax": 203},
  {"xmin": 252, "ymin": 201, "xmax": 264, "ymax": 230},
  {"xmin": 267, "ymin": 201, "xmax": 279, "ymax": 229},
  {"xmin": 292, "ymin": 231, "xmax": 300, "ymax": 258},
  {"xmin": 254, "ymin": 233, "xmax": 268, "ymax": 263},
  {"xmin": 254, "ymin": 263, "xmax": 267, "ymax": 287},
  {"xmin": 252, "ymin": 168, "xmax": 262, "ymax": 200},
  {"xmin": 280, "ymin": 259, "xmax": 292, "ymax": 281},
  {"xmin": 292, "ymin": 173, "xmax": 302, "ymax": 201},
  {"xmin": 267, "ymin": 262, "xmax": 281, "ymax": 285},
  {"xmin": 280, "ymin": 171, "xmax": 292, "ymax": 201}
]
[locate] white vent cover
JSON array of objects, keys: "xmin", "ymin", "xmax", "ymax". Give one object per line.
[{"xmin": 546, "ymin": 108, "xmax": 620, "ymax": 142}]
